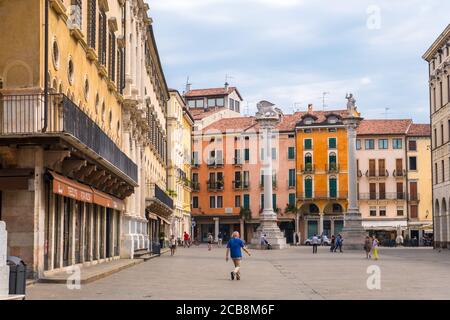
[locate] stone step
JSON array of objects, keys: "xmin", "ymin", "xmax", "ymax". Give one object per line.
[{"xmin": 133, "ymin": 249, "xmax": 150, "ymax": 257}]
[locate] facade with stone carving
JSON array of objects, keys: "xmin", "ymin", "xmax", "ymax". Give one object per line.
[
  {"xmin": 423, "ymin": 24, "xmax": 450, "ymax": 249},
  {"xmin": 0, "ymin": 0, "xmax": 173, "ymax": 279}
]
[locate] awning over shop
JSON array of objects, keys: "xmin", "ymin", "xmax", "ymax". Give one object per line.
[
  {"xmin": 92, "ymin": 188, "xmax": 125, "ymax": 211},
  {"xmin": 50, "ymin": 170, "xmax": 93, "ymax": 203},
  {"xmin": 48, "ymin": 170, "xmax": 125, "ymax": 211},
  {"xmin": 362, "ymin": 220, "xmax": 407, "ymax": 230}
]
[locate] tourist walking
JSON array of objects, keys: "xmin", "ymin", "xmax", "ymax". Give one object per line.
[
  {"xmin": 372, "ymin": 236, "xmax": 379, "ymax": 260},
  {"xmin": 169, "ymin": 235, "xmax": 177, "ymax": 256},
  {"xmin": 312, "ymin": 234, "xmax": 319, "ymax": 254},
  {"xmin": 183, "ymin": 231, "xmax": 190, "ymax": 248},
  {"xmin": 364, "ymin": 236, "xmax": 372, "ymax": 259},
  {"xmin": 218, "ymin": 232, "xmax": 223, "ymax": 247},
  {"xmin": 334, "ymin": 234, "xmax": 343, "ymax": 252},
  {"xmin": 207, "ymin": 232, "xmax": 214, "ymax": 251},
  {"xmin": 226, "ymin": 231, "xmax": 251, "ymax": 281},
  {"xmin": 330, "ymin": 235, "xmax": 336, "ymax": 252}
]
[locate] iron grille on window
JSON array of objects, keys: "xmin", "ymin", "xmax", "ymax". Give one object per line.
[
  {"xmin": 87, "ymin": 0, "xmax": 96, "ymax": 48},
  {"xmin": 108, "ymin": 32, "xmax": 116, "ymax": 82},
  {"xmin": 98, "ymin": 11, "xmax": 107, "ymax": 65}
]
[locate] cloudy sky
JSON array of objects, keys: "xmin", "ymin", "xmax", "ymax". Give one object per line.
[{"xmin": 147, "ymin": 0, "xmax": 450, "ymax": 123}]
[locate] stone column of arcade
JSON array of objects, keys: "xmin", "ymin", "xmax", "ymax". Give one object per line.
[
  {"xmin": 340, "ymin": 95, "xmax": 367, "ymax": 249},
  {"xmin": 0, "ymin": 221, "xmax": 10, "ymax": 298},
  {"xmin": 250, "ymin": 101, "xmax": 287, "ymax": 249}
]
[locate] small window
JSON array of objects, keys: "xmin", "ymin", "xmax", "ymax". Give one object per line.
[
  {"xmin": 304, "ymin": 117, "xmax": 314, "ymax": 125},
  {"xmin": 217, "ymin": 196, "xmax": 223, "ymax": 208},
  {"xmin": 328, "ymin": 137, "xmax": 337, "ymax": 149},
  {"xmin": 188, "ymin": 100, "xmax": 196, "ymax": 107},
  {"xmin": 304, "ymin": 138, "xmax": 312, "ymax": 150},
  {"xmin": 409, "ymin": 157, "xmax": 417, "ymax": 171},
  {"xmin": 235, "ymin": 195, "xmax": 241, "ymax": 208},
  {"xmin": 327, "ymin": 116, "xmax": 338, "ymax": 124},
  {"xmin": 109, "ymin": 110, "xmax": 112, "ymax": 128},
  {"xmin": 365, "ymin": 139, "xmax": 375, "ymax": 150},
  {"xmin": 288, "ymin": 147, "xmax": 295, "ymax": 160},
  {"xmin": 208, "ymin": 98, "xmax": 216, "ymax": 107},
  {"xmin": 68, "ymin": 58, "xmax": 74, "ymax": 85},
  {"xmin": 84, "ymin": 77, "xmax": 89, "ymax": 101},
  {"xmin": 370, "ymin": 207, "xmax": 377, "ymax": 216},
  {"xmin": 378, "ymin": 139, "xmax": 388, "ymax": 149},
  {"xmin": 392, "ymin": 138, "xmax": 403, "ymax": 149},
  {"xmin": 356, "ymin": 139, "xmax": 361, "ymax": 150},
  {"xmin": 397, "ymin": 206, "xmax": 404, "ymax": 216},
  {"xmin": 304, "ymin": 129, "xmax": 312, "ymax": 133},
  {"xmin": 95, "ymin": 94, "xmax": 100, "ymax": 114},
  {"xmin": 209, "ymin": 196, "xmax": 216, "ymax": 208},
  {"xmin": 192, "ymin": 196, "xmax": 199, "ymax": 208},
  {"xmin": 408, "ymin": 140, "xmax": 417, "ymax": 151},
  {"xmin": 379, "ymin": 207, "xmax": 386, "ymax": 216},
  {"xmin": 52, "ymin": 38, "xmax": 60, "ymax": 70},
  {"xmin": 217, "ymin": 98, "xmax": 224, "ymax": 107}
]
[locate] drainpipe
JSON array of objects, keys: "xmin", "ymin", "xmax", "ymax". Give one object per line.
[
  {"xmin": 43, "ymin": 0, "xmax": 49, "ymax": 132},
  {"xmin": 405, "ymin": 134, "xmax": 409, "ymax": 238}
]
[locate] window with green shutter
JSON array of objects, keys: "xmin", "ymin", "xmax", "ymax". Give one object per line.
[
  {"xmin": 329, "ymin": 177, "xmax": 337, "ymax": 198},
  {"xmin": 289, "ymin": 193, "xmax": 296, "ymax": 206},
  {"xmin": 244, "ymin": 148, "xmax": 250, "ymax": 161},
  {"xmin": 243, "ymin": 194, "xmax": 250, "ymax": 209},
  {"xmin": 304, "ymin": 139, "xmax": 312, "ymax": 150},
  {"xmin": 260, "ymin": 194, "xmax": 264, "ymax": 210},
  {"xmin": 305, "ymin": 177, "xmax": 313, "ymax": 198},
  {"xmin": 288, "ymin": 147, "xmax": 295, "ymax": 159},
  {"xmin": 329, "ymin": 137, "xmax": 337, "ymax": 149},
  {"xmin": 288, "ymin": 169, "xmax": 296, "ymax": 187},
  {"xmin": 273, "ymin": 194, "xmax": 277, "ymax": 211}
]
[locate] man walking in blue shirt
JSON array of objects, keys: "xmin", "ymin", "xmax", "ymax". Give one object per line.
[{"xmin": 226, "ymin": 231, "xmax": 251, "ymax": 280}]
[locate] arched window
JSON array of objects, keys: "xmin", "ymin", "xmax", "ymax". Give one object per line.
[
  {"xmin": 328, "ymin": 152, "xmax": 337, "ymax": 171},
  {"xmin": 67, "ymin": 58, "xmax": 74, "ymax": 85}
]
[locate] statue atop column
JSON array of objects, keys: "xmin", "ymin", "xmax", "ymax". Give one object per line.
[{"xmin": 256, "ymin": 100, "xmax": 283, "ymax": 119}]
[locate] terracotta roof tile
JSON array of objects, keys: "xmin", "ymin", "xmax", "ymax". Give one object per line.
[
  {"xmin": 357, "ymin": 119, "xmax": 412, "ymax": 135},
  {"xmin": 185, "ymin": 87, "xmax": 239, "ymax": 98},
  {"xmin": 407, "ymin": 123, "xmax": 431, "ymax": 137}
]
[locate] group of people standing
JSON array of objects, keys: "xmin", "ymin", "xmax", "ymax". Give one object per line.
[{"xmin": 169, "ymin": 231, "xmax": 192, "ymax": 256}]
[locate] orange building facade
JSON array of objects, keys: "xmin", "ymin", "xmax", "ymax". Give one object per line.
[
  {"xmin": 191, "ymin": 115, "xmax": 300, "ymax": 243},
  {"xmin": 295, "ymin": 107, "xmax": 350, "ymax": 242}
]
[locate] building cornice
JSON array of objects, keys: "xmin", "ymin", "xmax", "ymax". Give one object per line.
[{"xmin": 423, "ymin": 24, "xmax": 450, "ymax": 61}]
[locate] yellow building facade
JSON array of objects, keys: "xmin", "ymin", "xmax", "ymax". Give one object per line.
[
  {"xmin": 406, "ymin": 124, "xmax": 433, "ymax": 241},
  {"xmin": 295, "ymin": 106, "xmax": 349, "ymax": 241}
]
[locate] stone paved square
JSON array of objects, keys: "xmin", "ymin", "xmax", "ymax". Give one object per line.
[{"xmin": 26, "ymin": 246, "xmax": 450, "ymax": 300}]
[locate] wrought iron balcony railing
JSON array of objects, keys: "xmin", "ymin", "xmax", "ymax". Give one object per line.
[
  {"xmin": 146, "ymin": 183, "xmax": 174, "ymax": 211},
  {"xmin": 0, "ymin": 93, "xmax": 137, "ymax": 183},
  {"xmin": 358, "ymin": 192, "xmax": 406, "ymax": 200},
  {"xmin": 325, "ymin": 163, "xmax": 340, "ymax": 173},
  {"xmin": 233, "ymin": 157, "xmax": 243, "ymax": 166},
  {"xmin": 300, "ymin": 164, "xmax": 315, "ymax": 174},
  {"xmin": 365, "ymin": 169, "xmax": 389, "ymax": 178},
  {"xmin": 393, "ymin": 169, "xmax": 406, "ymax": 177},
  {"xmin": 191, "ymin": 181, "xmax": 200, "ymax": 192},
  {"xmin": 297, "ymin": 191, "xmax": 348, "ymax": 200},
  {"xmin": 408, "ymin": 193, "xmax": 420, "ymax": 201},
  {"xmin": 207, "ymin": 180, "xmax": 224, "ymax": 191},
  {"xmin": 206, "ymin": 158, "xmax": 224, "ymax": 167},
  {"xmin": 233, "ymin": 180, "xmax": 250, "ymax": 190}
]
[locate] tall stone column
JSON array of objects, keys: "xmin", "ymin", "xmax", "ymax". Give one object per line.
[
  {"xmin": 319, "ymin": 214, "xmax": 324, "ymax": 236},
  {"xmin": 250, "ymin": 101, "xmax": 287, "ymax": 249},
  {"xmin": 0, "ymin": 221, "xmax": 9, "ymax": 297},
  {"xmin": 340, "ymin": 98, "xmax": 367, "ymax": 249},
  {"xmin": 214, "ymin": 217, "xmax": 219, "ymax": 242}
]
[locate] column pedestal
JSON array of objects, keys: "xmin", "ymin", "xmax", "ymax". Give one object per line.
[{"xmin": 340, "ymin": 210, "xmax": 367, "ymax": 250}]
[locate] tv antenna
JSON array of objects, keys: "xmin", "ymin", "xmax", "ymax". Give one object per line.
[
  {"xmin": 225, "ymin": 74, "xmax": 234, "ymax": 84},
  {"xmin": 322, "ymin": 92, "xmax": 330, "ymax": 110},
  {"xmin": 383, "ymin": 107, "xmax": 390, "ymax": 119}
]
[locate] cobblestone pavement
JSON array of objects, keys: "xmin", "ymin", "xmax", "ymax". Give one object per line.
[{"xmin": 27, "ymin": 245, "xmax": 450, "ymax": 300}]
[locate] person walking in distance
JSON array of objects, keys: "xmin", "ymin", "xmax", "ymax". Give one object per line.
[
  {"xmin": 330, "ymin": 235, "xmax": 336, "ymax": 252},
  {"xmin": 364, "ymin": 236, "xmax": 372, "ymax": 259},
  {"xmin": 217, "ymin": 232, "xmax": 223, "ymax": 247},
  {"xmin": 312, "ymin": 234, "xmax": 319, "ymax": 254},
  {"xmin": 183, "ymin": 231, "xmax": 190, "ymax": 248},
  {"xmin": 372, "ymin": 236, "xmax": 380, "ymax": 260},
  {"xmin": 169, "ymin": 235, "xmax": 177, "ymax": 256},
  {"xmin": 226, "ymin": 231, "xmax": 251, "ymax": 280},
  {"xmin": 207, "ymin": 232, "xmax": 214, "ymax": 251},
  {"xmin": 334, "ymin": 234, "xmax": 343, "ymax": 253}
]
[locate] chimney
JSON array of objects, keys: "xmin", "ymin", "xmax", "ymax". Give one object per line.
[
  {"xmin": 307, "ymin": 104, "xmax": 313, "ymax": 113},
  {"xmin": 224, "ymin": 82, "xmax": 229, "ymax": 92}
]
